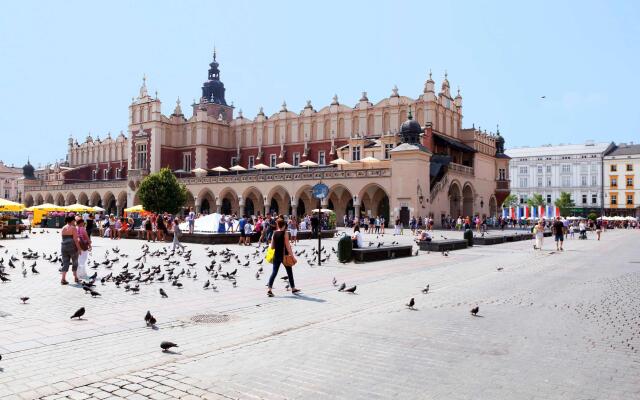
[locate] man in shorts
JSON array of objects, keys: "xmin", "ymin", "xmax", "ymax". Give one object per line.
[
  {"xmin": 552, "ymin": 216, "xmax": 565, "ymax": 251},
  {"xmin": 238, "ymin": 215, "xmax": 247, "ymax": 245}
]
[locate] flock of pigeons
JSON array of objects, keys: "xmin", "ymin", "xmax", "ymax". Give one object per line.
[{"xmin": 0, "ymin": 232, "xmax": 482, "ymax": 361}]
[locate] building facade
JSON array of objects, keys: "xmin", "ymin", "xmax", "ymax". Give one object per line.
[
  {"xmin": 603, "ymin": 143, "xmax": 640, "ymax": 217},
  {"xmin": 505, "ymin": 142, "xmax": 614, "ymax": 212},
  {"xmin": 23, "ymin": 51, "xmax": 510, "ymax": 226},
  {"xmin": 0, "ymin": 161, "xmax": 24, "ymax": 202}
]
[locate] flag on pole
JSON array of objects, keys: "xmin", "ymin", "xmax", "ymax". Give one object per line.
[
  {"xmin": 523, "ymin": 206, "xmax": 530, "ymax": 219},
  {"xmin": 509, "ymin": 207, "xmax": 515, "ymax": 219},
  {"xmin": 532, "ymin": 206, "xmax": 538, "ymax": 219},
  {"xmin": 555, "ymin": 206, "xmax": 561, "ymax": 218},
  {"xmin": 538, "ymin": 205, "xmax": 545, "ymax": 219},
  {"xmin": 502, "ymin": 208, "xmax": 508, "ymax": 218}
]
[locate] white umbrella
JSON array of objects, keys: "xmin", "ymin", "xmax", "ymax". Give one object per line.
[
  {"xmin": 211, "ymin": 166, "xmax": 228, "ymax": 176},
  {"xmin": 92, "ymin": 206, "xmax": 105, "ymax": 212},
  {"xmin": 300, "ymin": 160, "xmax": 318, "ymax": 167},
  {"xmin": 330, "ymin": 158, "xmax": 350, "ymax": 165},
  {"xmin": 191, "ymin": 167, "xmax": 208, "ymax": 177},
  {"xmin": 253, "ymin": 163, "xmax": 270, "ymax": 170},
  {"xmin": 276, "ymin": 162, "xmax": 293, "ymax": 169},
  {"xmin": 229, "ymin": 165, "xmax": 246, "ymax": 175}
]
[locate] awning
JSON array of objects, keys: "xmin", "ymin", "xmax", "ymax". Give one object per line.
[{"xmin": 433, "ymin": 133, "xmax": 476, "ymax": 153}]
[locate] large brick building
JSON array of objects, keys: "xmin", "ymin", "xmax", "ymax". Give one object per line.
[{"xmin": 23, "ymin": 51, "xmax": 510, "ymax": 226}]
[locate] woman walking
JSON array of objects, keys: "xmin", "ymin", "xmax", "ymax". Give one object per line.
[
  {"xmin": 533, "ymin": 220, "xmax": 545, "ymax": 250},
  {"xmin": 171, "ymin": 217, "xmax": 185, "ymax": 252},
  {"xmin": 60, "ymin": 216, "xmax": 81, "ymax": 285},
  {"xmin": 288, "ymin": 216, "xmax": 298, "ymax": 244},
  {"xmin": 76, "ymin": 217, "xmax": 91, "ymax": 280},
  {"xmin": 267, "ymin": 218, "xmax": 299, "ymax": 297}
]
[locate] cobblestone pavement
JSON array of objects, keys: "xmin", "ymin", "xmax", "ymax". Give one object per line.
[{"xmin": 0, "ymin": 228, "xmax": 638, "ymax": 399}]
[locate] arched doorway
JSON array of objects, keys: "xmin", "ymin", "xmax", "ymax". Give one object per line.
[
  {"xmin": 297, "ymin": 198, "xmax": 306, "ymax": 216},
  {"xmin": 103, "ymin": 192, "xmax": 116, "ymax": 215},
  {"xmin": 201, "ymin": 199, "xmax": 211, "ymax": 214},
  {"xmin": 462, "ymin": 184, "xmax": 474, "ymax": 217},
  {"xmin": 245, "ymin": 198, "xmax": 255, "ymax": 216},
  {"xmin": 218, "ymin": 188, "xmax": 238, "ymax": 215},
  {"xmin": 359, "ymin": 184, "xmax": 390, "ymax": 223},
  {"xmin": 24, "ymin": 194, "xmax": 34, "ymax": 207},
  {"xmin": 267, "ymin": 186, "xmax": 291, "ymax": 216},
  {"xmin": 55, "ymin": 193, "xmax": 65, "ymax": 206},
  {"xmin": 78, "ymin": 192, "xmax": 89, "ymax": 206},
  {"xmin": 242, "ymin": 187, "xmax": 263, "ymax": 217},
  {"xmin": 448, "ymin": 182, "xmax": 462, "ymax": 218},
  {"xmin": 45, "ymin": 193, "xmax": 54, "ymax": 204},
  {"xmin": 66, "ymin": 192, "xmax": 77, "ymax": 206},
  {"xmin": 221, "ymin": 198, "xmax": 232, "ymax": 215},
  {"xmin": 35, "ymin": 193, "xmax": 44, "ymax": 205},
  {"xmin": 90, "ymin": 192, "xmax": 102, "ymax": 208},
  {"xmin": 327, "ymin": 184, "xmax": 353, "ymax": 225},
  {"xmin": 197, "ymin": 188, "xmax": 215, "ymax": 215}
]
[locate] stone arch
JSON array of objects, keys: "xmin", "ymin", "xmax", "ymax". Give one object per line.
[
  {"xmin": 66, "ymin": 192, "xmax": 77, "ymax": 206},
  {"xmin": 358, "ymin": 183, "xmax": 390, "ymax": 222},
  {"xmin": 448, "ymin": 181, "xmax": 462, "ymax": 218},
  {"xmin": 242, "ymin": 186, "xmax": 263, "ymax": 217},
  {"xmin": 328, "ymin": 184, "xmax": 354, "ymax": 225},
  {"xmin": 266, "ymin": 185, "xmax": 291, "ymax": 216},
  {"xmin": 197, "ymin": 188, "xmax": 215, "ymax": 214},
  {"xmin": 103, "ymin": 191, "xmax": 117, "ymax": 215},
  {"xmin": 217, "ymin": 187, "xmax": 239, "ymax": 215},
  {"xmin": 462, "ymin": 182, "xmax": 475, "ymax": 218},
  {"xmin": 89, "ymin": 191, "xmax": 102, "ymax": 207},
  {"xmin": 489, "ymin": 195, "xmax": 497, "ymax": 218},
  {"xmin": 55, "ymin": 193, "xmax": 65, "ymax": 206},
  {"xmin": 78, "ymin": 192, "xmax": 89, "ymax": 206},
  {"xmin": 45, "ymin": 193, "xmax": 54, "ymax": 204},
  {"xmin": 35, "ymin": 193, "xmax": 44, "ymax": 205},
  {"xmin": 294, "ymin": 185, "xmax": 314, "ymax": 218},
  {"xmin": 24, "ymin": 194, "xmax": 34, "ymax": 207},
  {"xmin": 116, "ymin": 191, "xmax": 128, "ymax": 216}
]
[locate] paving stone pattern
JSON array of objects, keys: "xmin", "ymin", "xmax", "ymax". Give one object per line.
[{"xmin": 0, "ymin": 228, "xmax": 638, "ymax": 399}]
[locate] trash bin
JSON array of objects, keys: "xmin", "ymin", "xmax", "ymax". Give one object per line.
[
  {"xmin": 464, "ymin": 228, "xmax": 473, "ymax": 247},
  {"xmin": 337, "ymin": 234, "xmax": 353, "ymax": 263}
]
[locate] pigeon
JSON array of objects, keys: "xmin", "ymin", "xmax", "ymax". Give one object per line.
[
  {"xmin": 332, "ymin": 277, "xmax": 337, "ymax": 286},
  {"xmin": 147, "ymin": 315, "xmax": 157, "ymax": 326},
  {"xmin": 255, "ymin": 272, "xmax": 260, "ymax": 280},
  {"xmin": 89, "ymin": 290, "xmax": 101, "ymax": 297},
  {"xmin": 20, "ymin": 296, "xmax": 29, "ymax": 304},
  {"xmin": 203, "ymin": 280, "xmax": 210, "ymax": 289},
  {"xmin": 337, "ymin": 282, "xmax": 346, "ymax": 292},
  {"xmin": 160, "ymin": 341, "xmax": 178, "ymax": 352},
  {"xmin": 70, "ymin": 307, "xmax": 86, "ymax": 319},
  {"xmin": 344, "ymin": 285, "xmax": 357, "ymax": 293},
  {"xmin": 159, "ymin": 288, "xmax": 168, "ymax": 298},
  {"xmin": 421, "ymin": 284, "xmax": 430, "ymax": 294},
  {"xmin": 145, "ymin": 310, "xmax": 152, "ymax": 322},
  {"xmin": 0, "ymin": 275, "xmax": 10, "ymax": 283},
  {"xmin": 406, "ymin": 298, "xmax": 415, "ymax": 309},
  {"xmin": 496, "ymin": 267, "xmax": 504, "ymax": 271},
  {"xmin": 470, "ymin": 306, "xmax": 479, "ymax": 316}
]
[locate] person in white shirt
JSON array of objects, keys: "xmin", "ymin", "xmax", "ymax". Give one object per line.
[
  {"xmin": 244, "ymin": 219, "xmax": 253, "ymax": 245},
  {"xmin": 351, "ymin": 225, "xmax": 364, "ymax": 248}
]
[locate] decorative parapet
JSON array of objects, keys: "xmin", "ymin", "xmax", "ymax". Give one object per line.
[
  {"xmin": 25, "ymin": 180, "xmax": 127, "ymax": 192},
  {"xmin": 448, "ymin": 162, "xmax": 474, "ymax": 176},
  {"xmin": 178, "ymin": 168, "xmax": 391, "ymax": 185}
]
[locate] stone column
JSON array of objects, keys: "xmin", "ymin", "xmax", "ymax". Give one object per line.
[
  {"xmin": 291, "ymin": 204, "xmax": 298, "ymax": 217},
  {"xmin": 238, "ymin": 197, "xmax": 245, "ymax": 217},
  {"xmin": 264, "ymin": 203, "xmax": 270, "ymax": 216},
  {"xmin": 194, "ymin": 197, "xmax": 200, "ymax": 214}
]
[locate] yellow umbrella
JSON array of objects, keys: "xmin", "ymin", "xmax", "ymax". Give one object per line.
[
  {"xmin": 25, "ymin": 203, "xmax": 66, "ymax": 212},
  {"xmin": 63, "ymin": 203, "xmax": 94, "ymax": 212},
  {"xmin": 0, "ymin": 198, "xmax": 25, "ymax": 212},
  {"xmin": 124, "ymin": 205, "xmax": 145, "ymax": 213}
]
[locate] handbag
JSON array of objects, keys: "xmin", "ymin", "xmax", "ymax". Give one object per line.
[
  {"xmin": 265, "ymin": 247, "xmax": 275, "ymax": 263},
  {"xmin": 79, "ymin": 239, "xmax": 89, "ymax": 251},
  {"xmin": 283, "ymin": 254, "xmax": 296, "ymax": 267}
]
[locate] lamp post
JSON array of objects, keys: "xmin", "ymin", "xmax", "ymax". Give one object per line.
[{"xmin": 312, "ymin": 182, "xmax": 329, "ymax": 266}]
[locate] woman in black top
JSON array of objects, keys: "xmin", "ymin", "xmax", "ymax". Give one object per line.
[{"xmin": 267, "ymin": 218, "xmax": 298, "ymax": 297}]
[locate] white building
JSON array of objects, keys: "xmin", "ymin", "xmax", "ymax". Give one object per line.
[
  {"xmin": 0, "ymin": 161, "xmax": 24, "ymax": 202},
  {"xmin": 505, "ymin": 141, "xmax": 614, "ymax": 210}
]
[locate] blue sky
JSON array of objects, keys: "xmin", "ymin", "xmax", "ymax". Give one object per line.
[{"xmin": 0, "ymin": 0, "xmax": 638, "ymax": 168}]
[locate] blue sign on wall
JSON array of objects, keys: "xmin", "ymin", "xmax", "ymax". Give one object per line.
[{"xmin": 312, "ymin": 183, "xmax": 329, "ymax": 199}]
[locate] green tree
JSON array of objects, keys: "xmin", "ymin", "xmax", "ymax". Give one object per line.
[
  {"xmin": 137, "ymin": 168, "xmax": 188, "ymax": 214},
  {"xmin": 587, "ymin": 212, "xmax": 597, "ymax": 222},
  {"xmin": 554, "ymin": 192, "xmax": 575, "ymax": 217},
  {"xmin": 501, "ymin": 193, "xmax": 518, "ymax": 208},
  {"xmin": 526, "ymin": 193, "xmax": 545, "ymax": 207}
]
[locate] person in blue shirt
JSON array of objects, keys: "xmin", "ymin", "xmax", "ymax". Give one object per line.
[{"xmin": 238, "ymin": 215, "xmax": 247, "ymax": 245}]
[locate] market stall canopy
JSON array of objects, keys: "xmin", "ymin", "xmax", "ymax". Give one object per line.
[
  {"xmin": 63, "ymin": 203, "xmax": 94, "ymax": 213},
  {"xmin": 211, "ymin": 166, "xmax": 228, "ymax": 172},
  {"xmin": 25, "ymin": 203, "xmax": 66, "ymax": 212},
  {"xmin": 312, "ymin": 208, "xmax": 334, "ymax": 213},
  {"xmin": 229, "ymin": 165, "xmax": 246, "ymax": 174},
  {"xmin": 0, "ymin": 198, "xmax": 25, "ymax": 212},
  {"xmin": 191, "ymin": 167, "xmax": 208, "ymax": 177},
  {"xmin": 360, "ymin": 156, "xmax": 380, "ymax": 163},
  {"xmin": 92, "ymin": 206, "xmax": 105, "ymax": 212},
  {"xmin": 124, "ymin": 205, "xmax": 146, "ymax": 213},
  {"xmin": 276, "ymin": 162, "xmax": 293, "ymax": 169},
  {"xmin": 253, "ymin": 163, "xmax": 271, "ymax": 170},
  {"xmin": 300, "ymin": 160, "xmax": 318, "ymax": 167}
]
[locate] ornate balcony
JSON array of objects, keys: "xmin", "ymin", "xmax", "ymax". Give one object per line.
[{"xmin": 496, "ymin": 179, "xmax": 510, "ymax": 191}]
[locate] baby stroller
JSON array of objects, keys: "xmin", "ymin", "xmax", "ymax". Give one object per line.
[{"xmin": 579, "ymin": 229, "xmax": 587, "ymax": 240}]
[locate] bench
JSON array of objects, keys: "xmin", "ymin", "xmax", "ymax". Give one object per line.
[
  {"xmin": 418, "ymin": 239, "xmax": 468, "ymax": 252},
  {"xmin": 473, "ymin": 235, "xmax": 505, "ymax": 245},
  {"xmin": 352, "ymin": 245, "xmax": 413, "ymax": 262}
]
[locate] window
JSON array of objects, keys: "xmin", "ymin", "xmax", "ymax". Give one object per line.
[
  {"xmin": 318, "ymin": 151, "xmax": 326, "ymax": 166},
  {"xmin": 183, "ymin": 153, "xmax": 192, "ymax": 172},
  {"xmin": 581, "ymin": 175, "xmax": 587, "ymax": 186},
  {"xmin": 546, "ymin": 194, "xmax": 552, "ymax": 204},
  {"xmin": 103, "ymin": 169, "xmax": 108, "ymax": 180},
  {"xmin": 547, "ymin": 177, "xmax": 552, "ymax": 187},
  {"xmin": 498, "ymin": 168, "xmax": 506, "ymax": 180},
  {"xmin": 611, "ymin": 194, "xmax": 617, "ymax": 205},
  {"xmin": 269, "ymin": 154, "xmax": 277, "ymax": 168},
  {"xmin": 627, "ymin": 193, "xmax": 634, "ymax": 205},
  {"xmin": 627, "ymin": 176, "xmax": 634, "ymax": 188},
  {"xmin": 611, "ymin": 177, "xmax": 617, "ymax": 187},
  {"xmin": 610, "ymin": 164, "xmax": 617, "ymax": 172},
  {"xmin": 546, "ymin": 165, "xmax": 552, "ymax": 174},
  {"xmin": 561, "ymin": 176, "xmax": 571, "ymax": 187},
  {"xmin": 384, "ymin": 144, "xmax": 394, "ymax": 159},
  {"xmin": 582, "ymin": 194, "xmax": 587, "ymax": 204},
  {"xmin": 561, "ymin": 156, "xmax": 571, "ymax": 160},
  {"xmin": 537, "ymin": 176, "xmax": 542, "ymax": 187},
  {"xmin": 537, "ymin": 165, "xmax": 543, "ymax": 174},
  {"xmin": 91, "ymin": 170, "xmax": 97, "ymax": 181},
  {"xmin": 591, "ymin": 175, "xmax": 597, "ymax": 186},
  {"xmin": 627, "ymin": 164, "xmax": 633, "ymax": 172},
  {"xmin": 592, "ymin": 194, "xmax": 597, "ymax": 204},
  {"xmin": 561, "ymin": 164, "xmax": 571, "ymax": 174},
  {"xmin": 293, "ymin": 152, "xmax": 300, "ymax": 166},
  {"xmin": 248, "ymin": 156, "xmax": 255, "ymax": 169},
  {"xmin": 519, "ymin": 197, "xmax": 525, "ymax": 204},
  {"xmin": 519, "ymin": 166, "xmax": 528, "ymax": 174},
  {"xmin": 519, "ymin": 177, "xmax": 528, "ymax": 187},
  {"xmin": 116, "ymin": 168, "xmax": 121, "ymax": 179},
  {"xmin": 351, "ymin": 145, "xmax": 361, "ymax": 161},
  {"xmin": 230, "ymin": 156, "xmax": 238, "ymax": 167},
  {"xmin": 136, "ymin": 143, "xmax": 147, "ymax": 170}
]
